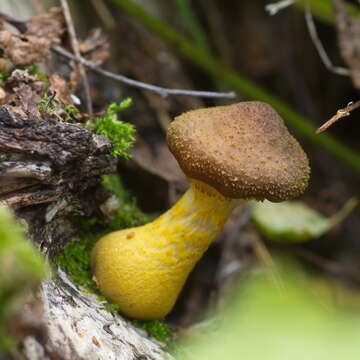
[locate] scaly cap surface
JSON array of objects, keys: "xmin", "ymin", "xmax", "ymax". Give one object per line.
[{"xmin": 167, "ymin": 101, "xmax": 310, "ymax": 202}]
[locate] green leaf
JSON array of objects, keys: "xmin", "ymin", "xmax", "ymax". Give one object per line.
[{"xmin": 251, "ymin": 199, "xmax": 357, "ymax": 243}]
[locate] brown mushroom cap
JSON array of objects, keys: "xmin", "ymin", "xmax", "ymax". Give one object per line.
[{"xmin": 167, "ymin": 101, "xmax": 310, "ymax": 202}]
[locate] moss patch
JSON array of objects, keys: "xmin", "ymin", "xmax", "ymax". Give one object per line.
[
  {"xmin": 87, "ymin": 99, "xmax": 136, "ymax": 158},
  {"xmin": 132, "ymin": 319, "xmax": 173, "ymax": 344},
  {"xmin": 55, "ymin": 175, "xmax": 174, "ymax": 344}
]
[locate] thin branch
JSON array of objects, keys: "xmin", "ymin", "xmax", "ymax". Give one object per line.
[
  {"xmin": 265, "ymin": 0, "xmax": 297, "ymax": 16},
  {"xmin": 6, "ymin": 6, "xmax": 360, "ymax": 176},
  {"xmin": 51, "ymin": 45, "xmax": 236, "ymax": 99},
  {"xmin": 316, "ymin": 100, "xmax": 360, "ymax": 133},
  {"xmin": 44, "ymin": 91, "xmax": 57, "ymax": 112},
  {"xmin": 305, "ymin": 3, "xmax": 351, "ymax": 76},
  {"xmin": 60, "ymin": 0, "xmax": 93, "ymax": 114},
  {"xmin": 0, "ymin": 10, "xmax": 236, "ymax": 99}
]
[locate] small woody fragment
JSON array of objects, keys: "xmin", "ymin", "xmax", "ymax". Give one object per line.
[{"xmin": 316, "ymin": 100, "xmax": 360, "ymax": 134}]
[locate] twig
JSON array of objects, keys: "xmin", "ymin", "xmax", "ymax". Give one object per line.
[
  {"xmin": 51, "ymin": 45, "xmax": 236, "ymax": 98},
  {"xmin": 60, "ymin": 0, "xmax": 93, "ymax": 114},
  {"xmin": 304, "ymin": 3, "xmax": 351, "ymax": 77},
  {"xmin": 265, "ymin": 0, "xmax": 297, "ymax": 16},
  {"xmin": 44, "ymin": 91, "xmax": 57, "ymax": 112},
  {"xmin": 316, "ymin": 100, "xmax": 360, "ymax": 133},
  {"xmin": 109, "ymin": 0, "xmax": 360, "ymax": 176},
  {"xmin": 0, "ymin": 10, "xmax": 236, "ymax": 100},
  {"xmin": 4, "ymin": 7, "xmax": 360, "ymax": 175}
]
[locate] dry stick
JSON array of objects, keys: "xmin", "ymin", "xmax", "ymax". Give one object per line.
[
  {"xmin": 304, "ymin": 4, "xmax": 360, "ymax": 134},
  {"xmin": 270, "ymin": 1, "xmax": 359, "ymax": 78},
  {"xmin": 305, "ymin": 3, "xmax": 351, "ymax": 77},
  {"xmin": 265, "ymin": 0, "xmax": 297, "ymax": 16},
  {"xmin": 60, "ymin": 0, "xmax": 93, "ymax": 115},
  {"xmin": 0, "ymin": 11, "xmax": 236, "ymax": 100},
  {"xmin": 51, "ymin": 45, "xmax": 236, "ymax": 99},
  {"xmin": 316, "ymin": 100, "xmax": 360, "ymax": 133}
]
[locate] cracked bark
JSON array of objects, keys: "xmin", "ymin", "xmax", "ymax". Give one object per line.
[{"xmin": 0, "ymin": 105, "xmax": 171, "ymax": 359}]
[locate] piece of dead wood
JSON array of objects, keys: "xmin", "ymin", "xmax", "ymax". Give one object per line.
[
  {"xmin": 304, "ymin": 3, "xmax": 351, "ymax": 77},
  {"xmin": 8, "ymin": 270, "xmax": 172, "ymax": 360},
  {"xmin": 0, "ymin": 73, "xmax": 174, "ymax": 359},
  {"xmin": 265, "ymin": 0, "xmax": 297, "ymax": 16},
  {"xmin": 316, "ymin": 100, "xmax": 360, "ymax": 133},
  {"xmin": 0, "ymin": 9, "xmax": 236, "ymax": 100},
  {"xmin": 0, "ymin": 94, "xmax": 117, "ymax": 251}
]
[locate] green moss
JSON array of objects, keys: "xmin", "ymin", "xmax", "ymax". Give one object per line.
[
  {"xmin": 55, "ymin": 229, "xmax": 99, "ymax": 291},
  {"xmin": 55, "ymin": 175, "xmax": 149, "ymax": 292},
  {"xmin": 132, "ymin": 319, "xmax": 174, "ymax": 343},
  {"xmin": 26, "ymin": 64, "xmax": 49, "ymax": 84},
  {"xmin": 64, "ymin": 105, "xmax": 80, "ymax": 116},
  {"xmin": 102, "ymin": 174, "xmax": 151, "ymax": 230},
  {"xmin": 55, "ymin": 175, "xmax": 173, "ymax": 344},
  {"xmin": 55, "ymin": 174, "xmax": 151, "ymax": 290},
  {"xmin": 37, "ymin": 91, "xmax": 61, "ymax": 116},
  {"xmin": 0, "ymin": 72, "xmax": 8, "ymax": 85},
  {"xmin": 87, "ymin": 98, "xmax": 136, "ymax": 158}
]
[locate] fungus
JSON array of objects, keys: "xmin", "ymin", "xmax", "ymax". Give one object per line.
[{"xmin": 91, "ymin": 101, "xmax": 310, "ymax": 319}]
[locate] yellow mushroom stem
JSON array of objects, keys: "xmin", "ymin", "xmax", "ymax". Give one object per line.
[{"xmin": 91, "ymin": 179, "xmax": 243, "ymax": 319}]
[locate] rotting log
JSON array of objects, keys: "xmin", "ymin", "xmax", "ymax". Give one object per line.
[
  {"xmin": 0, "ymin": 103, "xmax": 116, "ymax": 252},
  {"xmin": 12, "ymin": 270, "xmax": 171, "ymax": 360},
  {"xmin": 0, "ymin": 89, "xmax": 171, "ymax": 360},
  {"xmin": 0, "ymin": 2, "xmax": 172, "ymax": 358}
]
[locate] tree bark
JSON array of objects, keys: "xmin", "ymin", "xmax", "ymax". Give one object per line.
[
  {"xmin": 0, "ymin": 86, "xmax": 171, "ymax": 360},
  {"xmin": 14, "ymin": 271, "xmax": 171, "ymax": 360}
]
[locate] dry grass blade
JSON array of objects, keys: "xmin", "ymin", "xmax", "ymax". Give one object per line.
[{"xmin": 60, "ymin": 0, "xmax": 93, "ymax": 114}]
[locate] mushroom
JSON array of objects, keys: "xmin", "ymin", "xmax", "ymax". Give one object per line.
[{"xmin": 91, "ymin": 101, "xmax": 310, "ymax": 319}]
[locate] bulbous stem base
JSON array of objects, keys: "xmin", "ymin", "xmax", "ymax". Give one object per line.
[{"xmin": 91, "ymin": 179, "xmax": 242, "ymax": 319}]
